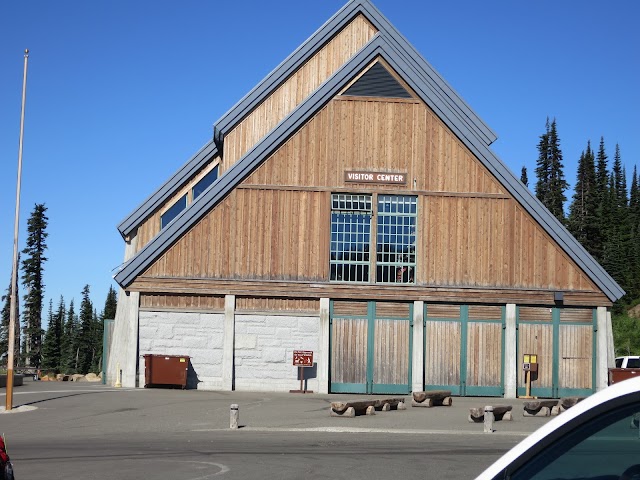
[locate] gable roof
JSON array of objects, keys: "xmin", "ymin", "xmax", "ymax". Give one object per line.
[
  {"xmin": 213, "ymin": 0, "xmax": 497, "ymax": 147},
  {"xmin": 113, "ymin": 33, "xmax": 625, "ymax": 302},
  {"xmin": 118, "ymin": 0, "xmax": 497, "ymax": 239}
]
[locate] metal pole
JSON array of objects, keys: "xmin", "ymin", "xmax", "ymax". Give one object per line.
[{"xmin": 6, "ymin": 49, "xmax": 29, "ymax": 412}]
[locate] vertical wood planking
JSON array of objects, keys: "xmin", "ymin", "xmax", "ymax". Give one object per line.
[
  {"xmin": 518, "ymin": 323, "xmax": 553, "ymax": 388},
  {"xmin": 331, "ymin": 318, "xmax": 368, "ymax": 384},
  {"xmin": 222, "ymin": 15, "xmax": 378, "ymax": 169},
  {"xmin": 425, "ymin": 320, "xmax": 461, "ymax": 386}
]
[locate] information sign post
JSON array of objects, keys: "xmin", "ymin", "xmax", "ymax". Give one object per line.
[{"xmin": 290, "ymin": 350, "xmax": 314, "ymax": 394}]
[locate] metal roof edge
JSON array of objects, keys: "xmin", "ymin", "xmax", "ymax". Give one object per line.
[
  {"xmin": 357, "ymin": 0, "xmax": 498, "ymax": 146},
  {"xmin": 214, "ymin": 0, "xmax": 368, "ymax": 142},
  {"xmin": 368, "ymin": 47, "xmax": 623, "ymax": 302},
  {"xmin": 117, "ymin": 140, "xmax": 218, "ymax": 238}
]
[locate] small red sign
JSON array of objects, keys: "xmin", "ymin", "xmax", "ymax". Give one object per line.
[{"xmin": 293, "ymin": 350, "xmax": 313, "ymax": 367}]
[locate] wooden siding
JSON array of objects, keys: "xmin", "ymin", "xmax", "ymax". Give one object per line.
[
  {"xmin": 333, "ymin": 300, "xmax": 368, "ymax": 316},
  {"xmin": 245, "ymin": 98, "xmax": 506, "ymax": 194},
  {"xmin": 134, "ymin": 158, "xmax": 221, "ymax": 253},
  {"xmin": 140, "ymin": 294, "xmax": 225, "ymax": 311},
  {"xmin": 236, "ymin": 297, "xmax": 318, "ymax": 313},
  {"xmin": 132, "ymin": 277, "xmax": 611, "ymax": 308},
  {"xmin": 466, "ymin": 322, "xmax": 502, "ymax": 387},
  {"xmin": 518, "ymin": 323, "xmax": 554, "ymax": 389},
  {"xmin": 519, "ymin": 306, "xmax": 553, "ymax": 322},
  {"xmin": 559, "ymin": 324, "xmax": 593, "ymax": 390},
  {"xmin": 468, "ymin": 305, "xmax": 502, "ymax": 320},
  {"xmin": 421, "ymin": 196, "xmax": 598, "ymax": 291},
  {"xmin": 222, "ymin": 15, "xmax": 377, "ymax": 169},
  {"xmin": 560, "ymin": 308, "xmax": 593, "ymax": 323},
  {"xmin": 375, "ymin": 301, "xmax": 411, "ymax": 318},
  {"xmin": 425, "ymin": 320, "xmax": 461, "ymax": 386},
  {"xmin": 373, "ymin": 319, "xmax": 410, "ymax": 385},
  {"xmin": 137, "ymin": 94, "xmax": 605, "ymax": 302},
  {"xmin": 144, "ymin": 189, "xmax": 330, "ymax": 282},
  {"xmin": 331, "ymin": 318, "xmax": 368, "ymax": 384}
]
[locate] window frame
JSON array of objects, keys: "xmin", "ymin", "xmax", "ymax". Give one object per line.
[{"xmin": 329, "ymin": 192, "xmax": 417, "ymax": 285}]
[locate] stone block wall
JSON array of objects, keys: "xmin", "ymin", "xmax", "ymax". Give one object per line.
[
  {"xmin": 234, "ymin": 314, "xmax": 320, "ymax": 392},
  {"xmin": 138, "ymin": 311, "xmax": 225, "ymax": 390}
]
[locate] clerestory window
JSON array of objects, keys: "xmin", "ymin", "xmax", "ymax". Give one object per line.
[{"xmin": 160, "ymin": 164, "xmax": 219, "ymax": 230}]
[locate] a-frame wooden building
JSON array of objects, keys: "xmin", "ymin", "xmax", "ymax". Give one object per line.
[{"xmin": 110, "ymin": 0, "xmax": 624, "ymax": 397}]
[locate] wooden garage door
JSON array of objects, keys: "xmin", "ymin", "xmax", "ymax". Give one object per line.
[
  {"xmin": 330, "ymin": 300, "xmax": 412, "ymax": 394},
  {"xmin": 425, "ymin": 304, "xmax": 504, "ymax": 396},
  {"xmin": 517, "ymin": 307, "xmax": 595, "ymax": 398}
]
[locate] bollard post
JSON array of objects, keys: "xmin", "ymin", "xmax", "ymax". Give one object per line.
[
  {"xmin": 114, "ymin": 363, "xmax": 122, "ymax": 388},
  {"xmin": 484, "ymin": 405, "xmax": 494, "ymax": 433},
  {"xmin": 230, "ymin": 404, "xmax": 239, "ymax": 430}
]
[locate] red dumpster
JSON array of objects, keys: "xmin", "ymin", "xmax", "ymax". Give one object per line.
[
  {"xmin": 144, "ymin": 354, "xmax": 189, "ymax": 389},
  {"xmin": 608, "ymin": 368, "xmax": 640, "ymax": 386}
]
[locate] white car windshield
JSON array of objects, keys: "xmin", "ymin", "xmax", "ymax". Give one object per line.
[{"xmin": 510, "ymin": 400, "xmax": 640, "ymax": 480}]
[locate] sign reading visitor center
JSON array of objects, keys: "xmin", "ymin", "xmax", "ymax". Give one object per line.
[{"xmin": 345, "ymin": 171, "xmax": 407, "ymax": 185}]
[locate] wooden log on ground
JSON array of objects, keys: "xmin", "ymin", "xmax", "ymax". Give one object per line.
[
  {"xmin": 372, "ymin": 398, "xmax": 406, "ymax": 411},
  {"xmin": 412, "ymin": 390, "xmax": 453, "ymax": 407},
  {"xmin": 330, "ymin": 406, "xmax": 356, "ymax": 418},
  {"xmin": 523, "ymin": 400, "xmax": 558, "ymax": 417},
  {"xmin": 468, "ymin": 405, "xmax": 513, "ymax": 423},
  {"xmin": 558, "ymin": 396, "xmax": 586, "ymax": 413},
  {"xmin": 330, "ymin": 398, "xmax": 406, "ymax": 417}
]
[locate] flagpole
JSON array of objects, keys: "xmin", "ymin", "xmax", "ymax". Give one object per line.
[{"xmin": 5, "ymin": 49, "xmax": 29, "ymax": 412}]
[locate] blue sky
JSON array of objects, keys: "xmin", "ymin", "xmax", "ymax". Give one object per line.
[{"xmin": 1, "ymin": 0, "xmax": 638, "ymax": 318}]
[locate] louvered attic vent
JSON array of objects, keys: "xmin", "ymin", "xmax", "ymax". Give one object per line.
[{"xmin": 343, "ymin": 62, "xmax": 412, "ymax": 98}]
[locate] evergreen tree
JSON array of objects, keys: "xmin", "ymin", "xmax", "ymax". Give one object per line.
[
  {"xmin": 601, "ymin": 174, "xmax": 630, "ymax": 313},
  {"xmin": 629, "ymin": 166, "xmax": 640, "ymax": 299},
  {"xmin": 62, "ymin": 300, "xmax": 79, "ymax": 373},
  {"xmin": 596, "ymin": 137, "xmax": 609, "ymax": 202},
  {"xmin": 102, "ymin": 286, "xmax": 117, "ymax": 321},
  {"xmin": 568, "ymin": 141, "xmax": 598, "ymax": 253},
  {"xmin": 77, "ymin": 285, "xmax": 95, "ymax": 374},
  {"xmin": 41, "ymin": 296, "xmax": 65, "ymax": 373},
  {"xmin": 90, "ymin": 308, "xmax": 103, "ymax": 373},
  {"xmin": 535, "ymin": 118, "xmax": 551, "ymax": 207},
  {"xmin": 1, "ymin": 276, "xmax": 20, "ymax": 362},
  {"xmin": 21, "ymin": 203, "xmax": 48, "ymax": 368},
  {"xmin": 535, "ymin": 118, "xmax": 567, "ymax": 222},
  {"xmin": 520, "ymin": 166, "xmax": 529, "ymax": 187}
]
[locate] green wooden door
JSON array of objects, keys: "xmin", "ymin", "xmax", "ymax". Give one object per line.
[
  {"xmin": 330, "ymin": 301, "xmax": 412, "ymax": 394},
  {"xmin": 425, "ymin": 304, "xmax": 504, "ymax": 397},
  {"xmin": 517, "ymin": 307, "xmax": 596, "ymax": 398}
]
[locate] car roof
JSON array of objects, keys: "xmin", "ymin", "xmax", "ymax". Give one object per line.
[{"xmin": 476, "ymin": 377, "xmax": 640, "ymax": 480}]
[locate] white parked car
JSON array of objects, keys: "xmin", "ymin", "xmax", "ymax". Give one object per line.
[
  {"xmin": 477, "ymin": 376, "xmax": 640, "ymax": 480},
  {"xmin": 616, "ymin": 356, "xmax": 640, "ymax": 369}
]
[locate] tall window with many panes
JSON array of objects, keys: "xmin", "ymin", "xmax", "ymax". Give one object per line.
[{"xmin": 330, "ymin": 193, "xmax": 416, "ymax": 284}]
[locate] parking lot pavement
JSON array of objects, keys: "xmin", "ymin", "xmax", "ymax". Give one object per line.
[{"xmin": 1, "ymin": 379, "xmax": 553, "ymax": 438}]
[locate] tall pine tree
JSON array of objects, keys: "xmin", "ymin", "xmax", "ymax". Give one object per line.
[
  {"xmin": 102, "ymin": 286, "xmax": 117, "ymax": 321},
  {"xmin": 21, "ymin": 203, "xmax": 48, "ymax": 368},
  {"xmin": 629, "ymin": 166, "xmax": 640, "ymax": 299},
  {"xmin": 535, "ymin": 118, "xmax": 567, "ymax": 223},
  {"xmin": 568, "ymin": 141, "xmax": 598, "ymax": 253},
  {"xmin": 520, "ymin": 166, "xmax": 529, "ymax": 187},
  {"xmin": 41, "ymin": 296, "xmax": 65, "ymax": 373},
  {"xmin": 62, "ymin": 300, "xmax": 79, "ymax": 373},
  {"xmin": 1, "ymin": 276, "xmax": 20, "ymax": 363},
  {"xmin": 591, "ymin": 138, "xmax": 610, "ymax": 262},
  {"xmin": 77, "ymin": 285, "xmax": 95, "ymax": 374}
]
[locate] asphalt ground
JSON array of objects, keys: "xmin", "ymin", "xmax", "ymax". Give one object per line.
[
  {"xmin": 1, "ymin": 378, "xmax": 553, "ymax": 435},
  {"xmin": 0, "ymin": 379, "xmax": 555, "ymax": 479}
]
